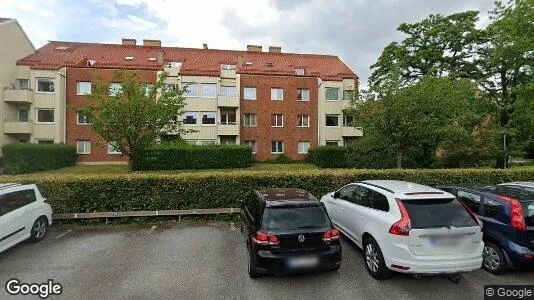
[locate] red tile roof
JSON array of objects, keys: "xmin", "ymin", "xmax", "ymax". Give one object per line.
[{"xmin": 17, "ymin": 41, "xmax": 357, "ymax": 80}]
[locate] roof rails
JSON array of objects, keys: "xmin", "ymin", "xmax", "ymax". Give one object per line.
[
  {"xmin": 0, "ymin": 183, "xmax": 22, "ymax": 191},
  {"xmin": 357, "ymin": 181, "xmax": 395, "ymax": 193}
]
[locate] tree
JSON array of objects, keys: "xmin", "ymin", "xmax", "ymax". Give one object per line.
[
  {"xmin": 369, "ymin": 11, "xmax": 485, "ymax": 93},
  {"xmin": 83, "ymin": 71, "xmax": 187, "ymax": 171}
]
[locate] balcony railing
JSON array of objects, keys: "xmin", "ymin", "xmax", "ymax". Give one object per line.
[
  {"xmin": 218, "ymin": 94, "xmax": 239, "ymax": 107},
  {"xmin": 217, "ymin": 122, "xmax": 239, "ymax": 135},
  {"xmin": 4, "ymin": 120, "xmax": 33, "ymax": 134},
  {"xmin": 3, "ymin": 88, "xmax": 34, "ymax": 103},
  {"xmin": 341, "ymin": 126, "xmax": 363, "ymax": 137}
]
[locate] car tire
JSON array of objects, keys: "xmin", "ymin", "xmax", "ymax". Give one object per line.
[
  {"xmin": 248, "ymin": 253, "xmax": 261, "ymax": 279},
  {"xmin": 29, "ymin": 216, "xmax": 49, "ymax": 243},
  {"xmin": 330, "ymin": 265, "xmax": 341, "ymax": 272},
  {"xmin": 482, "ymin": 242, "xmax": 507, "ymax": 275},
  {"xmin": 363, "ymin": 237, "xmax": 392, "ymax": 280}
]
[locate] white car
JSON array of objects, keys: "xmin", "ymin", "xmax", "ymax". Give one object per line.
[
  {"xmin": 321, "ymin": 180, "xmax": 483, "ymax": 280},
  {"xmin": 0, "ymin": 183, "xmax": 52, "ymax": 253}
]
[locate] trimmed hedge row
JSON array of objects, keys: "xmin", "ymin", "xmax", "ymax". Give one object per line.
[
  {"xmin": 133, "ymin": 145, "xmax": 253, "ymax": 171},
  {"xmin": 1, "ymin": 168, "xmax": 533, "ymax": 214},
  {"xmin": 2, "ymin": 143, "xmax": 76, "ymax": 174},
  {"xmin": 307, "ymin": 146, "xmax": 350, "ymax": 168}
]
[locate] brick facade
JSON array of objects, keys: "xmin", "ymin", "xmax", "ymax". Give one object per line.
[{"xmin": 240, "ymin": 75, "xmax": 318, "ymax": 161}]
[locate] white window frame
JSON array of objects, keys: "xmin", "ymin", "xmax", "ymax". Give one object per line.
[
  {"xmin": 325, "ymin": 114, "xmax": 340, "ymax": 127},
  {"xmin": 243, "ymin": 87, "xmax": 256, "ymax": 100},
  {"xmin": 297, "ymin": 89, "xmax": 310, "ymax": 101},
  {"xmin": 201, "ymin": 112, "xmax": 217, "ymax": 126},
  {"xmin": 77, "ymin": 112, "xmax": 91, "ymax": 125},
  {"xmin": 36, "ymin": 109, "xmax": 55, "ymax": 124},
  {"xmin": 245, "ymin": 141, "xmax": 257, "ymax": 154},
  {"xmin": 298, "ymin": 115, "xmax": 310, "ymax": 128},
  {"xmin": 36, "ymin": 139, "xmax": 54, "ymax": 145},
  {"xmin": 325, "ymin": 140, "xmax": 340, "ymax": 146},
  {"xmin": 343, "ymin": 89, "xmax": 355, "ymax": 100},
  {"xmin": 201, "ymin": 83, "xmax": 217, "ymax": 98},
  {"xmin": 108, "ymin": 83, "xmax": 122, "ymax": 96},
  {"xmin": 220, "ymin": 85, "xmax": 237, "ymax": 96},
  {"xmin": 298, "ymin": 141, "xmax": 311, "ymax": 154},
  {"xmin": 271, "ymin": 141, "xmax": 284, "ymax": 154},
  {"xmin": 201, "ymin": 140, "xmax": 216, "ymax": 146},
  {"xmin": 244, "ymin": 114, "xmax": 257, "ymax": 127},
  {"xmin": 325, "ymin": 87, "xmax": 340, "ymax": 101},
  {"xmin": 18, "ymin": 109, "xmax": 29, "ymax": 122},
  {"xmin": 182, "ymin": 112, "xmax": 198, "ymax": 125},
  {"xmin": 271, "ymin": 114, "xmax": 284, "ymax": 127},
  {"xmin": 271, "ymin": 88, "xmax": 284, "ymax": 101},
  {"xmin": 17, "ymin": 79, "xmax": 30, "ymax": 90},
  {"xmin": 76, "ymin": 81, "xmax": 92, "ymax": 95},
  {"xmin": 107, "ymin": 142, "xmax": 122, "ymax": 155},
  {"xmin": 36, "ymin": 77, "xmax": 55, "ymax": 93},
  {"xmin": 76, "ymin": 140, "xmax": 91, "ymax": 154},
  {"xmin": 183, "ymin": 83, "xmax": 198, "ymax": 97},
  {"xmin": 343, "ymin": 114, "xmax": 355, "ymax": 127}
]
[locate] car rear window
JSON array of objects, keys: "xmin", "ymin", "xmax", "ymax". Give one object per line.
[
  {"xmin": 262, "ymin": 205, "xmax": 330, "ymax": 231},
  {"xmin": 401, "ymin": 198, "xmax": 477, "ymax": 229},
  {"xmin": 522, "ymin": 201, "xmax": 534, "ymax": 227}
]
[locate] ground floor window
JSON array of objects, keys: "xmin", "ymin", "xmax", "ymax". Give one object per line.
[
  {"xmin": 271, "ymin": 141, "xmax": 284, "ymax": 153},
  {"xmin": 244, "ymin": 140, "xmax": 257, "ymax": 154},
  {"xmin": 298, "ymin": 141, "xmax": 311, "ymax": 154},
  {"xmin": 326, "ymin": 140, "xmax": 339, "ymax": 146},
  {"xmin": 37, "ymin": 139, "xmax": 54, "ymax": 144},
  {"xmin": 76, "ymin": 140, "xmax": 91, "ymax": 154},
  {"xmin": 107, "ymin": 142, "xmax": 122, "ymax": 154}
]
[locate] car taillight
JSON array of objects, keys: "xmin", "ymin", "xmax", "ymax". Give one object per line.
[
  {"xmin": 497, "ymin": 195, "xmax": 527, "ymax": 231},
  {"xmin": 458, "ymin": 199, "xmax": 483, "ymax": 231},
  {"xmin": 389, "ymin": 199, "xmax": 411, "ymax": 236},
  {"xmin": 252, "ymin": 231, "xmax": 279, "ymax": 245},
  {"xmin": 323, "ymin": 228, "xmax": 340, "ymax": 242}
]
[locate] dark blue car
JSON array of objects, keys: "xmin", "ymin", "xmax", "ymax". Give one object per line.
[{"xmin": 437, "ymin": 184, "xmax": 534, "ymax": 274}]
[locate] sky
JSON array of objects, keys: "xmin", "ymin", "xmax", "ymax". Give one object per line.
[{"xmin": 0, "ymin": 0, "xmax": 495, "ymax": 87}]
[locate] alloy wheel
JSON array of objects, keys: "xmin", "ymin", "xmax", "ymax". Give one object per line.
[
  {"xmin": 365, "ymin": 243, "xmax": 379, "ymax": 273},
  {"xmin": 483, "ymin": 245, "xmax": 500, "ymax": 270},
  {"xmin": 33, "ymin": 219, "xmax": 47, "ymax": 238}
]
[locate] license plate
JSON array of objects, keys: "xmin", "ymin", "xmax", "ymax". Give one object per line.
[
  {"xmin": 429, "ymin": 236, "xmax": 459, "ymax": 247},
  {"xmin": 287, "ymin": 256, "xmax": 319, "ymax": 269}
]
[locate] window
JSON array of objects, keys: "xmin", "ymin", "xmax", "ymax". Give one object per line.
[
  {"xmin": 221, "ymin": 64, "xmax": 236, "ymax": 70},
  {"xmin": 337, "ymin": 185, "xmax": 358, "ymax": 201},
  {"xmin": 167, "ymin": 61, "xmax": 182, "ymax": 68},
  {"xmin": 325, "ymin": 87, "xmax": 339, "ymax": 101},
  {"xmin": 262, "ymin": 206, "xmax": 330, "ymax": 231},
  {"xmin": 271, "ymin": 88, "xmax": 283, "ymax": 100},
  {"xmin": 109, "ymin": 83, "xmax": 122, "ymax": 96},
  {"xmin": 76, "ymin": 140, "xmax": 91, "ymax": 154},
  {"xmin": 298, "ymin": 115, "xmax": 310, "ymax": 127},
  {"xmin": 243, "ymin": 87, "xmax": 256, "ymax": 100},
  {"xmin": 185, "ymin": 140, "xmax": 197, "ymax": 145},
  {"xmin": 77, "ymin": 111, "xmax": 91, "ymax": 124},
  {"xmin": 36, "ymin": 78, "xmax": 55, "ymax": 93},
  {"xmin": 483, "ymin": 198, "xmax": 506, "ymax": 219},
  {"xmin": 372, "ymin": 191, "xmax": 390, "ymax": 212},
  {"xmin": 164, "ymin": 84, "xmax": 177, "ymax": 92},
  {"xmin": 244, "ymin": 114, "xmax": 257, "ymax": 127},
  {"xmin": 220, "ymin": 86, "xmax": 237, "ymax": 96},
  {"xmin": 326, "ymin": 141, "xmax": 339, "ymax": 146},
  {"xmin": 0, "ymin": 190, "xmax": 36, "ymax": 216},
  {"xmin": 343, "ymin": 115, "xmax": 355, "ymax": 126},
  {"xmin": 76, "ymin": 81, "xmax": 92, "ymax": 95},
  {"xmin": 325, "ymin": 114, "xmax": 340, "ymax": 127},
  {"xmin": 18, "ymin": 109, "xmax": 29, "ymax": 122},
  {"xmin": 271, "ymin": 141, "xmax": 284, "ymax": 153},
  {"xmin": 202, "ymin": 83, "xmax": 217, "ymax": 98},
  {"xmin": 17, "ymin": 79, "xmax": 29, "ymax": 90},
  {"xmin": 201, "ymin": 112, "xmax": 216, "ymax": 125},
  {"xmin": 245, "ymin": 141, "xmax": 257, "ymax": 154},
  {"xmin": 343, "ymin": 138, "xmax": 356, "ymax": 147},
  {"xmin": 182, "ymin": 112, "xmax": 197, "ymax": 125},
  {"xmin": 37, "ymin": 140, "xmax": 54, "ymax": 144},
  {"xmin": 295, "ymin": 68, "xmax": 305, "ymax": 76},
  {"xmin": 183, "ymin": 83, "xmax": 198, "ymax": 97},
  {"xmin": 220, "ymin": 109, "xmax": 236, "ymax": 125},
  {"xmin": 402, "ymin": 198, "xmax": 477, "ymax": 228},
  {"xmin": 36, "ymin": 109, "xmax": 54, "ymax": 123},
  {"xmin": 457, "ymin": 191, "xmax": 481, "ymax": 214},
  {"xmin": 271, "ymin": 114, "xmax": 283, "ymax": 127},
  {"xmin": 297, "ymin": 89, "xmax": 309, "ymax": 101},
  {"xmin": 108, "ymin": 142, "xmax": 122, "ymax": 154},
  {"xmin": 298, "ymin": 141, "xmax": 311, "ymax": 154},
  {"xmin": 343, "ymin": 90, "xmax": 355, "ymax": 100},
  {"xmin": 201, "ymin": 140, "xmax": 216, "ymax": 145},
  {"xmin": 220, "ymin": 136, "xmax": 236, "ymax": 145}
]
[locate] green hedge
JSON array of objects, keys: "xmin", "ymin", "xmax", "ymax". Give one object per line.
[
  {"xmin": 133, "ymin": 145, "xmax": 253, "ymax": 171},
  {"xmin": 1, "ymin": 169, "xmax": 533, "ymax": 214},
  {"xmin": 2, "ymin": 143, "xmax": 76, "ymax": 174},
  {"xmin": 307, "ymin": 146, "xmax": 350, "ymax": 168}
]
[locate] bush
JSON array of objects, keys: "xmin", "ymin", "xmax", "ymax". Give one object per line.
[
  {"xmin": 307, "ymin": 146, "xmax": 350, "ymax": 168},
  {"xmin": 2, "ymin": 143, "xmax": 76, "ymax": 174},
  {"xmin": 2, "ymin": 168, "xmax": 533, "ymax": 214},
  {"xmin": 525, "ymin": 139, "xmax": 534, "ymax": 159},
  {"xmin": 133, "ymin": 144, "xmax": 253, "ymax": 171}
]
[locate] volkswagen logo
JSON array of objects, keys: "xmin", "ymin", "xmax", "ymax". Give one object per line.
[{"xmin": 298, "ymin": 234, "xmax": 305, "ymax": 243}]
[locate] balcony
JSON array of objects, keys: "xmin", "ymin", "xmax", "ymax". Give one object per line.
[
  {"xmin": 163, "ymin": 67, "xmax": 180, "ymax": 77},
  {"xmin": 3, "ymin": 89, "xmax": 34, "ymax": 103},
  {"xmin": 4, "ymin": 120, "xmax": 33, "ymax": 134},
  {"xmin": 217, "ymin": 122, "xmax": 239, "ymax": 136},
  {"xmin": 341, "ymin": 126, "xmax": 363, "ymax": 137},
  {"xmin": 220, "ymin": 69, "xmax": 236, "ymax": 78},
  {"xmin": 218, "ymin": 95, "xmax": 239, "ymax": 107}
]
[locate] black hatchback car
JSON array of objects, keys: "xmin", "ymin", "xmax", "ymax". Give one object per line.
[{"xmin": 241, "ymin": 188, "xmax": 342, "ymax": 278}]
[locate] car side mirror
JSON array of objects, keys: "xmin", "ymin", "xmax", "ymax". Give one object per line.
[{"xmin": 333, "ymin": 191, "xmax": 340, "ymax": 199}]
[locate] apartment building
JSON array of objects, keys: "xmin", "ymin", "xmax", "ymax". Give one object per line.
[
  {"xmin": 8, "ymin": 38, "xmax": 361, "ymax": 163},
  {"xmin": 0, "ymin": 18, "xmax": 36, "ymax": 154}
]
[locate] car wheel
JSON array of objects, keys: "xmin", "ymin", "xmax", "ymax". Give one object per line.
[
  {"xmin": 363, "ymin": 237, "xmax": 392, "ymax": 280},
  {"xmin": 248, "ymin": 253, "xmax": 261, "ymax": 278},
  {"xmin": 330, "ymin": 265, "xmax": 341, "ymax": 272},
  {"xmin": 29, "ymin": 217, "xmax": 49, "ymax": 243},
  {"xmin": 482, "ymin": 242, "xmax": 507, "ymax": 275}
]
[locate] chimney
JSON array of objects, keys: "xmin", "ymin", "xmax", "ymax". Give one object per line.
[
  {"xmin": 122, "ymin": 38, "xmax": 136, "ymax": 46},
  {"xmin": 143, "ymin": 39, "xmax": 161, "ymax": 47},
  {"xmin": 203, "ymin": 43, "xmax": 208, "ymax": 49},
  {"xmin": 268, "ymin": 46, "xmax": 281, "ymax": 53},
  {"xmin": 157, "ymin": 50, "xmax": 165, "ymax": 64},
  {"xmin": 237, "ymin": 54, "xmax": 244, "ymax": 68},
  {"xmin": 246, "ymin": 45, "xmax": 262, "ymax": 52}
]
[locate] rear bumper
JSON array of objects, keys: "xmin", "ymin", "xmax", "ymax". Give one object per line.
[
  {"xmin": 505, "ymin": 241, "xmax": 534, "ymax": 269},
  {"xmin": 251, "ymin": 245, "xmax": 342, "ymax": 275}
]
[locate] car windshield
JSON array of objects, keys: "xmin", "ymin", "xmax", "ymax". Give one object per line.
[
  {"xmin": 262, "ymin": 205, "xmax": 330, "ymax": 231},
  {"xmin": 522, "ymin": 201, "xmax": 534, "ymax": 227},
  {"xmin": 401, "ymin": 198, "xmax": 477, "ymax": 229}
]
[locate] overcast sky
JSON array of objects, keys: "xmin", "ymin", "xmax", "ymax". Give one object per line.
[{"xmin": 1, "ymin": 0, "xmax": 495, "ymax": 86}]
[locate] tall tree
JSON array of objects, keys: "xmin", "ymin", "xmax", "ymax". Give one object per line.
[{"xmin": 83, "ymin": 71, "xmax": 187, "ymax": 171}]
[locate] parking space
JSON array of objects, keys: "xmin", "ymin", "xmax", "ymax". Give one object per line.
[{"xmin": 0, "ymin": 222, "xmax": 532, "ymax": 300}]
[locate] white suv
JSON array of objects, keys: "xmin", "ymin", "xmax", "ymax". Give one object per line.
[
  {"xmin": 321, "ymin": 180, "xmax": 483, "ymax": 280},
  {"xmin": 0, "ymin": 183, "xmax": 52, "ymax": 253}
]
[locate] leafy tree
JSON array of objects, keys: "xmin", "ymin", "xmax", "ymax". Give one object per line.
[{"xmin": 83, "ymin": 71, "xmax": 188, "ymax": 171}]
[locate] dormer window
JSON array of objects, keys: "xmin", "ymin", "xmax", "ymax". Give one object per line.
[
  {"xmin": 295, "ymin": 68, "xmax": 305, "ymax": 76},
  {"xmin": 55, "ymin": 46, "xmax": 69, "ymax": 51},
  {"xmin": 221, "ymin": 64, "xmax": 236, "ymax": 70},
  {"xmin": 148, "ymin": 57, "xmax": 157, "ymax": 61},
  {"xmin": 125, "ymin": 56, "xmax": 135, "ymax": 60},
  {"xmin": 244, "ymin": 62, "xmax": 253, "ymax": 66},
  {"xmin": 87, "ymin": 60, "xmax": 97, "ymax": 67},
  {"xmin": 167, "ymin": 61, "xmax": 182, "ymax": 68}
]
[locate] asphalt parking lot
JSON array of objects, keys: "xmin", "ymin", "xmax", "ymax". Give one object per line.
[{"xmin": 0, "ymin": 222, "xmax": 532, "ymax": 300}]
